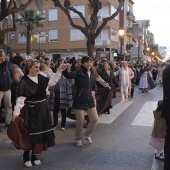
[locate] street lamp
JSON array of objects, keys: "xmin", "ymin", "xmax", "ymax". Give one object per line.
[
  {"xmin": 151, "ymin": 51, "xmax": 155, "ymax": 62},
  {"xmin": 38, "ymin": 34, "xmax": 48, "ymax": 56},
  {"xmin": 118, "ymin": 28, "xmax": 125, "ymax": 60},
  {"xmin": 146, "ymin": 47, "xmax": 150, "ymax": 52}
]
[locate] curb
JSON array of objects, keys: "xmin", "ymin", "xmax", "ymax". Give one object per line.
[{"xmin": 0, "ymin": 130, "xmax": 7, "ymax": 142}]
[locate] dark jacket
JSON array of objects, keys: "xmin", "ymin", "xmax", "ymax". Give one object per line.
[
  {"xmin": 63, "ymin": 65, "xmax": 97, "ymax": 110},
  {"xmin": 0, "ymin": 62, "xmax": 12, "ymax": 91},
  {"xmin": 162, "ymin": 64, "xmax": 170, "ymax": 120}
]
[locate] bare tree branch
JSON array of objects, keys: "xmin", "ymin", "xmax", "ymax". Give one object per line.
[
  {"xmin": 13, "ymin": 0, "xmax": 18, "ymax": 8},
  {"xmin": 0, "ymin": 0, "xmax": 34, "ymax": 21},
  {"xmin": 66, "ymin": 6, "xmax": 89, "ymax": 30},
  {"xmin": 95, "ymin": 2, "xmax": 123, "ymax": 38},
  {"xmin": 7, "ymin": 0, "xmax": 13, "ymax": 10},
  {"xmin": 2, "ymin": 13, "xmax": 16, "ymax": 34},
  {"xmin": 88, "ymin": 0, "xmax": 95, "ymax": 9},
  {"xmin": 54, "ymin": 0, "xmax": 89, "ymax": 37}
]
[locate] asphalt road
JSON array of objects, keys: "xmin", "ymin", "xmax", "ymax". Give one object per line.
[{"xmin": 0, "ymin": 85, "xmax": 164, "ymax": 170}]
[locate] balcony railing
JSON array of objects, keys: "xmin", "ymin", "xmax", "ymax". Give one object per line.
[
  {"xmin": 126, "ymin": 27, "xmax": 134, "ymax": 36},
  {"xmin": 126, "ymin": 11, "xmax": 135, "ymax": 20},
  {"xmin": 126, "ymin": 44, "xmax": 133, "ymax": 50},
  {"xmin": 95, "ymin": 38, "xmax": 110, "ymax": 46}
]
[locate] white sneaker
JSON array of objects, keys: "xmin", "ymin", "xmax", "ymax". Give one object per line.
[
  {"xmin": 125, "ymin": 99, "xmax": 128, "ymax": 102},
  {"xmin": 24, "ymin": 160, "xmax": 32, "ymax": 168},
  {"xmin": 120, "ymin": 100, "xmax": 125, "ymax": 103},
  {"xmin": 33, "ymin": 160, "xmax": 41, "ymax": 166},
  {"xmin": 75, "ymin": 140, "xmax": 83, "ymax": 147},
  {"xmin": 61, "ymin": 127, "xmax": 65, "ymax": 131},
  {"xmin": 82, "ymin": 131, "xmax": 92, "ymax": 144}
]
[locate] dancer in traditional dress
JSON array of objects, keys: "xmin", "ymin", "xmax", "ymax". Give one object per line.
[{"xmin": 9, "ymin": 59, "xmax": 66, "ymax": 168}]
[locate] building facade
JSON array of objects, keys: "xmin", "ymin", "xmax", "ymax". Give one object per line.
[{"xmin": 7, "ymin": 0, "xmax": 123, "ymax": 60}]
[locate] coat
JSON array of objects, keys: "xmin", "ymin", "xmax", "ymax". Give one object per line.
[
  {"xmin": 162, "ymin": 64, "xmax": 170, "ymax": 120},
  {"xmin": 152, "ymin": 110, "xmax": 166, "ymax": 138},
  {"xmin": 63, "ymin": 66, "xmax": 97, "ymax": 110}
]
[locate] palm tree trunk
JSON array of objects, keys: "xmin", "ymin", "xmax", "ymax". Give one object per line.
[{"xmin": 26, "ymin": 25, "xmax": 31, "ymax": 55}]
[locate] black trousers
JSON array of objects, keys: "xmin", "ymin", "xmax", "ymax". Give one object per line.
[
  {"xmin": 53, "ymin": 98, "xmax": 66, "ymax": 128},
  {"xmin": 164, "ymin": 119, "xmax": 170, "ymax": 170},
  {"xmin": 131, "ymin": 88, "xmax": 134, "ymax": 97}
]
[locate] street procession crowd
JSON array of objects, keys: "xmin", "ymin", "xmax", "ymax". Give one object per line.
[{"xmin": 0, "ymin": 48, "xmax": 170, "ymax": 169}]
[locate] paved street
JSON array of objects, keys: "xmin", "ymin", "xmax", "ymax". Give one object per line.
[{"xmin": 0, "ymin": 86, "xmax": 164, "ymax": 170}]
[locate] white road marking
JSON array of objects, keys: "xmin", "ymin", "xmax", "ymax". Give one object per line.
[
  {"xmin": 98, "ymin": 101, "xmax": 134, "ymax": 124},
  {"xmin": 131, "ymin": 101, "xmax": 157, "ymax": 127}
]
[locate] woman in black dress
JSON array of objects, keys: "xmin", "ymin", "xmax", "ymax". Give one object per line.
[{"xmin": 9, "ymin": 59, "xmax": 66, "ymax": 168}]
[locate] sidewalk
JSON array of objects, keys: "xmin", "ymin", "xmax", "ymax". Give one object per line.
[{"xmin": 0, "ymin": 124, "xmax": 8, "ymax": 141}]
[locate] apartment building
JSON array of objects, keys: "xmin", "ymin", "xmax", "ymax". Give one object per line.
[
  {"xmin": 119, "ymin": 0, "xmax": 135, "ymax": 58},
  {"xmin": 6, "ymin": 0, "xmax": 122, "ymax": 60}
]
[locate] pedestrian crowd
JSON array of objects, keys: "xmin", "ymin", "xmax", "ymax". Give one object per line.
[{"xmin": 0, "ymin": 48, "xmax": 169, "ymax": 168}]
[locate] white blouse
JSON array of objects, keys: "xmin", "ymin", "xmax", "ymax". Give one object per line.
[{"xmin": 13, "ymin": 70, "xmax": 61, "ymax": 116}]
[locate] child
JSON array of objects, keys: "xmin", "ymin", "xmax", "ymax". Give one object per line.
[{"xmin": 149, "ymin": 100, "xmax": 166, "ymax": 161}]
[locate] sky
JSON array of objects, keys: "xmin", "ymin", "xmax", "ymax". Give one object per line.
[{"xmin": 133, "ymin": 0, "xmax": 170, "ymax": 47}]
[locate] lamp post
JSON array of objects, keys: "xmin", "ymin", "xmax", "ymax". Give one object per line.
[
  {"xmin": 38, "ymin": 34, "xmax": 48, "ymax": 56},
  {"xmin": 118, "ymin": 28, "xmax": 125, "ymax": 61},
  {"xmin": 137, "ymin": 36, "xmax": 142, "ymax": 64},
  {"xmin": 151, "ymin": 51, "xmax": 155, "ymax": 62}
]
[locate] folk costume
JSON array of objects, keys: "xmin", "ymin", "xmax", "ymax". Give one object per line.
[{"xmin": 7, "ymin": 71, "xmax": 61, "ymax": 166}]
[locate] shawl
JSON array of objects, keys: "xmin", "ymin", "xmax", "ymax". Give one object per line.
[{"xmin": 59, "ymin": 76, "xmax": 73, "ymax": 109}]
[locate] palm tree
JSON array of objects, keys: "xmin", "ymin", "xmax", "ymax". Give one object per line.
[
  {"xmin": 16, "ymin": 9, "xmax": 45, "ymax": 54},
  {"xmin": 0, "ymin": 0, "xmax": 43, "ymax": 48}
]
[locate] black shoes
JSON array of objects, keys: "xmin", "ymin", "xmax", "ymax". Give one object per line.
[{"xmin": 155, "ymin": 153, "xmax": 164, "ymax": 161}]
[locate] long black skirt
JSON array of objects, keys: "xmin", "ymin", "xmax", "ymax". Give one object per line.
[
  {"xmin": 7, "ymin": 99, "xmax": 55, "ymax": 154},
  {"xmin": 96, "ymin": 88, "xmax": 112, "ymax": 114}
]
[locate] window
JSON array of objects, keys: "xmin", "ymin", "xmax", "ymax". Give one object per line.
[
  {"xmin": 49, "ymin": 9, "xmax": 58, "ymax": 21},
  {"xmin": 128, "ymin": 5, "xmax": 130, "ymax": 12},
  {"xmin": 37, "ymin": 32, "xmax": 47, "ymax": 43},
  {"xmin": 70, "ymin": 5, "xmax": 85, "ymax": 18},
  {"xmin": 95, "ymin": 29, "xmax": 109, "ymax": 45},
  {"xmin": 18, "ymin": 13, "xmax": 24, "ymax": 22},
  {"xmin": 11, "ymin": 34, "xmax": 15, "ymax": 40},
  {"xmin": 98, "ymin": 4, "xmax": 109, "ymax": 21},
  {"xmin": 49, "ymin": 30, "xmax": 58, "ymax": 42},
  {"xmin": 18, "ymin": 33, "xmax": 26, "ymax": 44},
  {"xmin": 111, "ymin": 6, "xmax": 119, "ymax": 21},
  {"xmin": 37, "ymin": 10, "xmax": 46, "ymax": 21},
  {"xmin": 70, "ymin": 29, "xmax": 85, "ymax": 41}
]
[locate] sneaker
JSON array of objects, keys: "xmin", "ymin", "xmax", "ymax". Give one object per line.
[
  {"xmin": 24, "ymin": 160, "xmax": 32, "ymax": 168},
  {"xmin": 120, "ymin": 100, "xmax": 125, "ymax": 104},
  {"xmin": 125, "ymin": 99, "xmax": 128, "ymax": 102},
  {"xmin": 23, "ymin": 152, "xmax": 32, "ymax": 168},
  {"xmin": 61, "ymin": 127, "xmax": 65, "ymax": 131},
  {"xmin": 82, "ymin": 131, "xmax": 92, "ymax": 144},
  {"xmin": 155, "ymin": 154, "xmax": 164, "ymax": 161},
  {"xmin": 31, "ymin": 154, "xmax": 41, "ymax": 165},
  {"xmin": 75, "ymin": 140, "xmax": 83, "ymax": 147}
]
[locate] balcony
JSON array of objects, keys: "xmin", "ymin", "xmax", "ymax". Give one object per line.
[
  {"xmin": 126, "ymin": 27, "xmax": 134, "ymax": 37},
  {"xmin": 126, "ymin": 44, "xmax": 133, "ymax": 53},
  {"xmin": 95, "ymin": 38, "xmax": 110, "ymax": 46},
  {"xmin": 126, "ymin": 11, "xmax": 135, "ymax": 21}
]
